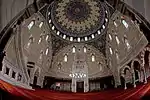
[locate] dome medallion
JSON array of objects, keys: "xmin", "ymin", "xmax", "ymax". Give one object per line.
[{"xmin": 49, "ymin": 0, "xmax": 109, "ymax": 42}]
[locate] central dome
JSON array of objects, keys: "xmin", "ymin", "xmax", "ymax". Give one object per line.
[{"xmin": 49, "ymin": 0, "xmax": 109, "ymax": 41}]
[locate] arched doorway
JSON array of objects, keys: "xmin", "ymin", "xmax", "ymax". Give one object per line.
[
  {"xmin": 120, "ymin": 66, "xmax": 132, "ymax": 89},
  {"xmin": 132, "ymin": 60, "xmax": 141, "ymax": 83},
  {"xmin": 124, "ymin": 68, "xmax": 132, "ymax": 85}
]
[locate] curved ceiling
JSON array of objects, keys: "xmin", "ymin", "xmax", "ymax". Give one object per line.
[{"xmin": 47, "ymin": 0, "xmax": 109, "ymax": 42}]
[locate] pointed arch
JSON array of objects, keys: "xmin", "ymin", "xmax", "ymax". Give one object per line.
[
  {"xmin": 140, "ymin": 46, "xmax": 150, "ymax": 66},
  {"xmin": 131, "ymin": 58, "xmax": 142, "ymax": 70},
  {"xmin": 140, "ymin": 46, "xmax": 150, "ymax": 79}
]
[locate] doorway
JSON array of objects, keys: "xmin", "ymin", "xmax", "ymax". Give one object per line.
[{"xmin": 77, "ymin": 81, "xmax": 84, "ymax": 92}]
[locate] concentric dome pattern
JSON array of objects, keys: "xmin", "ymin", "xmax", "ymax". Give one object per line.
[{"xmin": 48, "ymin": 0, "xmax": 109, "ymax": 42}]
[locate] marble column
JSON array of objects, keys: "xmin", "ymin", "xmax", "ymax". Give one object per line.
[
  {"xmin": 124, "ymin": 79, "xmax": 127, "ymax": 90},
  {"xmin": 8, "ymin": 68, "xmax": 12, "ymax": 78},
  {"xmin": 132, "ymin": 73, "xmax": 136, "ymax": 88},
  {"xmin": 72, "ymin": 78, "xmax": 76, "ymax": 92},
  {"xmin": 143, "ymin": 67, "xmax": 147, "ymax": 84},
  {"xmin": 15, "ymin": 72, "xmax": 19, "ymax": 80}
]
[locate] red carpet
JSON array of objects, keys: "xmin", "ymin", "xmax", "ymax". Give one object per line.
[{"xmin": 1, "ymin": 79, "xmax": 150, "ymax": 100}]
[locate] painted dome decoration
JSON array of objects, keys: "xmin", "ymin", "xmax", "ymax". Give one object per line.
[{"xmin": 48, "ymin": 0, "xmax": 109, "ymax": 42}]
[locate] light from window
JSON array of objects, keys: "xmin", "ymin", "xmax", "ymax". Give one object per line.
[
  {"xmin": 102, "ymin": 25, "xmax": 105, "ymax": 29},
  {"xmin": 122, "ymin": 20, "xmax": 128, "ymax": 28},
  {"xmin": 85, "ymin": 37, "xmax": 88, "ymax": 41},
  {"xmin": 63, "ymin": 35, "xmax": 66, "ymax": 39},
  {"xmin": 70, "ymin": 37, "xmax": 73, "ymax": 41},
  {"xmin": 38, "ymin": 37, "xmax": 42, "ymax": 44},
  {"xmin": 49, "ymin": 19, "xmax": 51, "ymax": 23},
  {"xmin": 39, "ymin": 22, "xmax": 43, "ymax": 28},
  {"xmin": 72, "ymin": 47, "xmax": 76, "ymax": 53},
  {"xmin": 125, "ymin": 39, "xmax": 131, "ymax": 49},
  {"xmin": 115, "ymin": 51, "xmax": 119, "ymax": 60},
  {"xmin": 45, "ymin": 48, "xmax": 49, "ymax": 55},
  {"xmin": 114, "ymin": 21, "xmax": 118, "ymax": 27},
  {"xmin": 48, "ymin": 12, "xmax": 51, "ymax": 15},
  {"xmin": 78, "ymin": 38, "xmax": 80, "ymax": 42},
  {"xmin": 27, "ymin": 42, "xmax": 31, "ymax": 48},
  {"xmin": 115, "ymin": 35, "xmax": 120, "ymax": 44},
  {"xmin": 98, "ymin": 30, "xmax": 101, "ymax": 34},
  {"xmin": 28, "ymin": 21, "xmax": 34, "ymax": 30},
  {"xmin": 108, "ymin": 34, "xmax": 112, "ymax": 41},
  {"xmin": 46, "ymin": 35, "xmax": 49, "ymax": 41},
  {"xmin": 64, "ymin": 54, "xmax": 68, "ymax": 62},
  {"xmin": 91, "ymin": 34, "xmax": 95, "ymax": 38},
  {"xmin": 109, "ymin": 48, "xmax": 113, "ymax": 55},
  {"xmin": 52, "ymin": 26, "xmax": 55, "ymax": 30},
  {"xmin": 84, "ymin": 47, "xmax": 87, "ymax": 53},
  {"xmin": 92, "ymin": 55, "xmax": 95, "ymax": 62},
  {"xmin": 105, "ymin": 18, "xmax": 108, "ymax": 22},
  {"xmin": 57, "ymin": 31, "xmax": 60, "ymax": 35},
  {"xmin": 105, "ymin": 10, "xmax": 108, "ymax": 14}
]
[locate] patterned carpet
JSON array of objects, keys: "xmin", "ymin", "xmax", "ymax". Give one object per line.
[{"xmin": 1, "ymin": 79, "xmax": 150, "ymax": 100}]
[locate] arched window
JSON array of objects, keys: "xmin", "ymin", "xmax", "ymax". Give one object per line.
[
  {"xmin": 64, "ymin": 54, "xmax": 68, "ymax": 62},
  {"xmin": 45, "ymin": 48, "xmax": 49, "ymax": 55},
  {"xmin": 72, "ymin": 46, "xmax": 76, "ymax": 53},
  {"xmin": 78, "ymin": 37, "xmax": 81, "ymax": 42},
  {"xmin": 63, "ymin": 35, "xmax": 66, "ymax": 39},
  {"xmin": 115, "ymin": 35, "xmax": 120, "ymax": 44},
  {"xmin": 115, "ymin": 50, "xmax": 119, "ymax": 61},
  {"xmin": 91, "ymin": 54, "xmax": 95, "ymax": 62},
  {"xmin": 85, "ymin": 37, "xmax": 88, "ymax": 41},
  {"xmin": 27, "ymin": 35, "xmax": 34, "ymax": 48},
  {"xmin": 28, "ymin": 21, "xmax": 34, "ymax": 30},
  {"xmin": 124, "ymin": 36, "xmax": 131, "ymax": 49},
  {"xmin": 109, "ymin": 47, "xmax": 113, "ymax": 55},
  {"xmin": 49, "ymin": 19, "xmax": 51, "ymax": 23},
  {"xmin": 122, "ymin": 19, "xmax": 128, "ymax": 28},
  {"xmin": 114, "ymin": 21, "xmax": 118, "ymax": 27},
  {"xmin": 45, "ymin": 35, "xmax": 49, "ymax": 41},
  {"xmin": 70, "ymin": 37, "xmax": 73, "ymax": 41},
  {"xmin": 108, "ymin": 34, "xmax": 112, "ymax": 41},
  {"xmin": 98, "ymin": 62, "xmax": 103, "ymax": 71},
  {"xmin": 38, "ymin": 37, "xmax": 42, "ymax": 44},
  {"xmin": 52, "ymin": 26, "xmax": 55, "ymax": 30},
  {"xmin": 91, "ymin": 34, "xmax": 95, "ymax": 38},
  {"xmin": 39, "ymin": 21, "xmax": 43, "ymax": 28},
  {"xmin": 84, "ymin": 47, "xmax": 87, "ymax": 53}
]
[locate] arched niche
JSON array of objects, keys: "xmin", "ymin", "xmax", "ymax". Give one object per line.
[
  {"xmin": 50, "ymin": 43, "xmax": 111, "ymax": 79},
  {"xmin": 120, "ymin": 65, "xmax": 132, "ymax": 89}
]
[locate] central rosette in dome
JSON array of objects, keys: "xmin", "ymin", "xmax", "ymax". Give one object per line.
[
  {"xmin": 50, "ymin": 0, "xmax": 108, "ymax": 39},
  {"xmin": 66, "ymin": 1, "xmax": 91, "ymax": 22}
]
